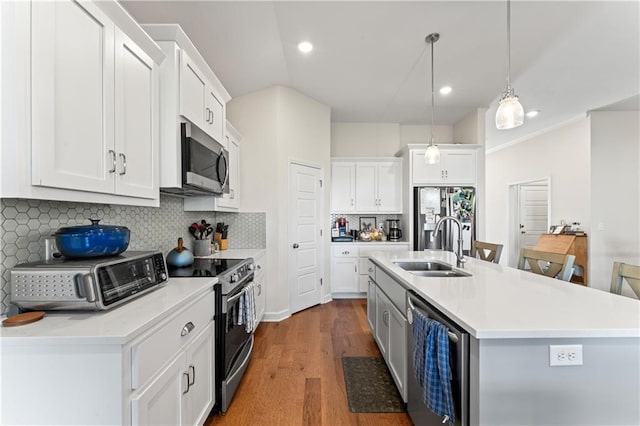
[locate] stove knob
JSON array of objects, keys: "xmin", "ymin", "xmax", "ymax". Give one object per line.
[
  {"xmin": 230, "ymin": 273, "xmax": 238, "ymax": 283},
  {"xmin": 247, "ymin": 263, "xmax": 255, "ymax": 271},
  {"xmin": 161, "ymin": 272, "xmax": 167, "ymax": 280}
]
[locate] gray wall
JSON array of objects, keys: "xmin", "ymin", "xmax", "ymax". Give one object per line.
[
  {"xmin": 0, "ymin": 195, "xmax": 265, "ymax": 314},
  {"xmin": 471, "ymin": 337, "xmax": 640, "ymax": 425}
]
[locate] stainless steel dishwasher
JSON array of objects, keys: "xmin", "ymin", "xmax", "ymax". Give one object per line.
[{"xmin": 406, "ymin": 290, "xmax": 470, "ymax": 425}]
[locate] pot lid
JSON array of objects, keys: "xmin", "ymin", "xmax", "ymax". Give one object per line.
[{"xmin": 54, "ymin": 219, "xmax": 130, "ymax": 235}]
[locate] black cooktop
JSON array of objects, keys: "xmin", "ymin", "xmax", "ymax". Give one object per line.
[{"xmin": 168, "ymin": 258, "xmax": 244, "ymax": 278}]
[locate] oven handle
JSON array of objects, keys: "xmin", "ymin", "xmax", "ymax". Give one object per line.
[
  {"xmin": 226, "ymin": 289, "xmax": 245, "ymax": 305},
  {"xmin": 407, "ymin": 296, "xmax": 458, "ymax": 343}
]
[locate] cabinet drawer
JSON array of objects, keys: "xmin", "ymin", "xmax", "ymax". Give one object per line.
[
  {"xmin": 131, "ymin": 290, "xmax": 214, "ymax": 389},
  {"xmin": 367, "ymin": 260, "xmax": 376, "ymax": 281},
  {"xmin": 377, "ymin": 268, "xmax": 406, "ymax": 313},
  {"xmin": 332, "ymin": 246, "xmax": 359, "ymax": 258},
  {"xmin": 359, "ymin": 244, "xmax": 409, "ymax": 257}
]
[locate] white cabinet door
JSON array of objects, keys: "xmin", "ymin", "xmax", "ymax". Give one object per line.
[
  {"xmin": 331, "ymin": 258, "xmax": 358, "ymax": 293},
  {"xmin": 132, "ymin": 352, "xmax": 186, "ymax": 426},
  {"xmin": 367, "ymin": 279, "xmax": 376, "ymax": 332},
  {"xmin": 412, "ymin": 150, "xmax": 443, "ymax": 185},
  {"xmin": 205, "ymin": 87, "xmax": 224, "ymax": 144},
  {"xmin": 388, "ymin": 302, "xmax": 408, "ymax": 401},
  {"xmin": 375, "ymin": 288, "xmax": 390, "ymax": 358},
  {"xmin": 31, "ymin": 0, "xmax": 115, "ymax": 194},
  {"xmin": 355, "ymin": 162, "xmax": 377, "ymax": 212},
  {"xmin": 114, "ymin": 28, "xmax": 157, "ymax": 199},
  {"xmin": 444, "ymin": 150, "xmax": 477, "ymax": 184},
  {"xmin": 185, "ymin": 326, "xmax": 214, "ymax": 426},
  {"xmin": 179, "ymin": 51, "xmax": 207, "ymax": 130},
  {"xmin": 330, "ymin": 162, "xmax": 355, "ymax": 212},
  {"xmin": 377, "ymin": 161, "xmax": 402, "ymax": 213}
]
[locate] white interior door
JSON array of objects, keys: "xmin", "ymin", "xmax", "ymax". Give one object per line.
[
  {"xmin": 509, "ymin": 179, "xmax": 550, "ymax": 266},
  {"xmin": 289, "ymin": 162, "xmax": 324, "ymax": 315}
]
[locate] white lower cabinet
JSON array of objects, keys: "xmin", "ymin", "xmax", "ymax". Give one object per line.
[
  {"xmin": 368, "ymin": 265, "xmax": 408, "ymax": 402},
  {"xmin": 0, "ymin": 287, "xmax": 215, "ymax": 425},
  {"xmin": 332, "ymin": 243, "xmax": 409, "ymax": 297},
  {"xmin": 254, "ymin": 252, "xmax": 266, "ymax": 325}
]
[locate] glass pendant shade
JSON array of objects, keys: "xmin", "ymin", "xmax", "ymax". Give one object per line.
[
  {"xmin": 495, "ymin": 92, "xmax": 524, "ymax": 129},
  {"xmin": 424, "ymin": 143, "xmax": 441, "ymax": 164}
]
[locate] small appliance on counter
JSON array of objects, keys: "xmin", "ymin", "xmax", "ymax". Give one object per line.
[
  {"xmin": 387, "ymin": 219, "xmax": 403, "ymax": 241},
  {"xmin": 331, "ymin": 217, "xmax": 354, "ymax": 241},
  {"xmin": 10, "ymin": 251, "xmax": 168, "ymax": 311}
]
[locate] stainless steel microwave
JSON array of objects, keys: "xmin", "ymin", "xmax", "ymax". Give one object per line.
[{"xmin": 161, "ymin": 122, "xmax": 229, "ymax": 197}]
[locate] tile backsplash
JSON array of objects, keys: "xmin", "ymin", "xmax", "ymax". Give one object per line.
[{"xmin": 0, "ymin": 196, "xmax": 265, "ymax": 314}]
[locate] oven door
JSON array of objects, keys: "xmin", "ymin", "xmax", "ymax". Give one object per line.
[{"xmin": 223, "ymin": 284, "xmax": 253, "ymax": 378}]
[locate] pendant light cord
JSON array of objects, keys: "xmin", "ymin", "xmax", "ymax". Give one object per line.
[
  {"xmin": 430, "ymin": 38, "xmax": 435, "ymax": 143},
  {"xmin": 506, "ymin": 0, "xmax": 511, "ymax": 90}
]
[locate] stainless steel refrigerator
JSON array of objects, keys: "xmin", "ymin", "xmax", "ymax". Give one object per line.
[{"xmin": 413, "ymin": 186, "xmax": 476, "ymax": 254}]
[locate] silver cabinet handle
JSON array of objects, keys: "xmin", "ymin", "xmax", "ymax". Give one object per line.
[
  {"xmin": 118, "ymin": 153, "xmax": 127, "ymax": 175},
  {"xmin": 188, "ymin": 365, "xmax": 195, "ymax": 386},
  {"xmin": 108, "ymin": 150, "xmax": 116, "ymax": 173},
  {"xmin": 293, "ymin": 243, "xmax": 299, "ymax": 249},
  {"xmin": 230, "ymin": 189, "xmax": 235, "ymax": 199},
  {"xmin": 205, "ymin": 107, "xmax": 211, "ymax": 124},
  {"xmin": 342, "ymin": 250, "xmax": 349, "ymax": 255},
  {"xmin": 355, "ymin": 264, "xmax": 357, "ymax": 273},
  {"xmin": 383, "ymin": 310, "xmax": 389, "ymax": 326},
  {"xmin": 351, "ymin": 198, "xmax": 354, "ymax": 206},
  {"xmin": 182, "ymin": 372, "xmax": 190, "ymax": 394},
  {"xmin": 257, "ymin": 283, "xmax": 262, "ymax": 296},
  {"xmin": 368, "ymin": 267, "xmax": 373, "ymax": 273},
  {"xmin": 256, "ymin": 265, "xmax": 262, "ymax": 270},
  {"xmin": 181, "ymin": 321, "xmax": 195, "ymax": 336}
]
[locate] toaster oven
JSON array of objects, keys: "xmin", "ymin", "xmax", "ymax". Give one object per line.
[{"xmin": 10, "ymin": 251, "xmax": 168, "ymax": 311}]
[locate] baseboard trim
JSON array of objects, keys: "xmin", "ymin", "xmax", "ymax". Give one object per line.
[
  {"xmin": 322, "ymin": 294, "xmax": 333, "ymax": 304},
  {"xmin": 262, "ymin": 309, "xmax": 290, "ymax": 322},
  {"xmin": 331, "ymin": 292, "xmax": 366, "ymax": 299}
]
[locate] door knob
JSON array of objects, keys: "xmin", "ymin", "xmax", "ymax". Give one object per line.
[{"xmin": 293, "ymin": 243, "xmax": 299, "ymax": 249}]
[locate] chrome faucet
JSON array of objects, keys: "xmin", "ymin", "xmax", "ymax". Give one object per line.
[{"xmin": 433, "ymin": 216, "xmax": 466, "ymax": 267}]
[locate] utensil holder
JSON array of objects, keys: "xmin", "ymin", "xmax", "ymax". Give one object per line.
[
  {"xmin": 220, "ymin": 239, "xmax": 228, "ymax": 250},
  {"xmin": 193, "ymin": 240, "xmax": 211, "ymax": 257}
]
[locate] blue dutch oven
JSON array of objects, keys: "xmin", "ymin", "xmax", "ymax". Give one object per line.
[{"xmin": 54, "ymin": 219, "xmax": 130, "ymax": 258}]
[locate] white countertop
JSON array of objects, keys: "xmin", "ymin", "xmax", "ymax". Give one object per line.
[
  {"xmin": 371, "ymin": 250, "xmax": 640, "ymax": 339},
  {"xmin": 0, "ymin": 277, "xmax": 217, "ymax": 345}
]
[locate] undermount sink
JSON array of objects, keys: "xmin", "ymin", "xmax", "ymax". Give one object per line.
[
  {"xmin": 409, "ymin": 270, "xmax": 471, "ymax": 278},
  {"xmin": 392, "ymin": 260, "xmax": 471, "ymax": 278}
]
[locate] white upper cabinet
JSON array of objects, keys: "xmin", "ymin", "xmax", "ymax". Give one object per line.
[
  {"xmin": 4, "ymin": 0, "xmax": 164, "ymax": 206},
  {"xmin": 31, "ymin": 0, "xmax": 116, "ymax": 195},
  {"xmin": 332, "ymin": 159, "xmax": 402, "ymax": 214},
  {"xmin": 411, "ymin": 147, "xmax": 478, "ymax": 185},
  {"xmin": 114, "ymin": 28, "xmax": 157, "ymax": 199},
  {"xmin": 180, "ymin": 51, "xmax": 225, "ymax": 145},
  {"xmin": 330, "ymin": 162, "xmax": 356, "ymax": 212}
]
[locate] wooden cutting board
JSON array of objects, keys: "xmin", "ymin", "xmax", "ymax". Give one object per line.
[{"xmin": 2, "ymin": 311, "xmax": 45, "ymax": 327}]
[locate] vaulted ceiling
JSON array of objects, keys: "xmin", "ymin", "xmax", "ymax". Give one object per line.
[{"xmin": 122, "ymin": 1, "xmax": 640, "ymax": 148}]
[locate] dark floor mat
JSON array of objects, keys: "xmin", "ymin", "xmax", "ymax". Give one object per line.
[{"xmin": 342, "ymin": 356, "xmax": 406, "ymax": 413}]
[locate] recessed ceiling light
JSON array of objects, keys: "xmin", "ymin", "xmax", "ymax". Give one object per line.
[
  {"xmin": 297, "ymin": 41, "xmax": 313, "ymax": 53},
  {"xmin": 439, "ymin": 86, "xmax": 452, "ymax": 95},
  {"xmin": 526, "ymin": 110, "xmax": 540, "ymax": 118}
]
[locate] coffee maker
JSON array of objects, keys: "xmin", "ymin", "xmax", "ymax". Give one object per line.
[{"xmin": 387, "ymin": 219, "xmax": 403, "ymax": 241}]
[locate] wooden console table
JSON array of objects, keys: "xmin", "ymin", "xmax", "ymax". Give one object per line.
[{"xmin": 534, "ymin": 234, "xmax": 588, "ymax": 285}]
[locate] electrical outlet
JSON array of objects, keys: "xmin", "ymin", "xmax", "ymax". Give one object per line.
[{"xmin": 549, "ymin": 344, "xmax": 583, "ymax": 366}]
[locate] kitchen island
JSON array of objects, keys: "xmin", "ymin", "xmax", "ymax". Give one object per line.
[{"xmin": 369, "ymin": 250, "xmax": 640, "ymax": 425}]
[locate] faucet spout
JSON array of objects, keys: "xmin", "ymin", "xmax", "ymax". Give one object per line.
[{"xmin": 433, "ymin": 216, "xmax": 467, "ymax": 267}]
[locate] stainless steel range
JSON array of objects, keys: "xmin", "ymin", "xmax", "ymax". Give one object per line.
[{"xmin": 168, "ymin": 257, "xmax": 255, "ymax": 414}]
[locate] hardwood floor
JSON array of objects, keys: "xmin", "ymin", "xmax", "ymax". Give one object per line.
[{"xmin": 206, "ymin": 299, "xmax": 412, "ymax": 425}]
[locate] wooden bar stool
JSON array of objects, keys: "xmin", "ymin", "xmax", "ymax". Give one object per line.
[
  {"xmin": 517, "ymin": 248, "xmax": 575, "ymax": 282},
  {"xmin": 610, "ymin": 262, "xmax": 640, "ymax": 298},
  {"xmin": 471, "ymin": 241, "xmax": 504, "ymax": 264}
]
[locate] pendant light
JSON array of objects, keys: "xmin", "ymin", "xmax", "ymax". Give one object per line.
[
  {"xmin": 495, "ymin": 0, "xmax": 524, "ymax": 129},
  {"xmin": 424, "ymin": 33, "xmax": 441, "ymax": 165}
]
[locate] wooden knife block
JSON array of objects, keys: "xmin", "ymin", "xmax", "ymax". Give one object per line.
[{"xmin": 534, "ymin": 234, "xmax": 588, "ymax": 285}]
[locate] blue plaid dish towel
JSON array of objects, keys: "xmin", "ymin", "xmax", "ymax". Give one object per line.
[{"xmin": 412, "ymin": 309, "xmax": 455, "ymax": 425}]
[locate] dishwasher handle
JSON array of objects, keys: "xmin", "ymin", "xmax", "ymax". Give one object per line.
[{"xmin": 407, "ymin": 296, "xmax": 459, "ymax": 343}]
